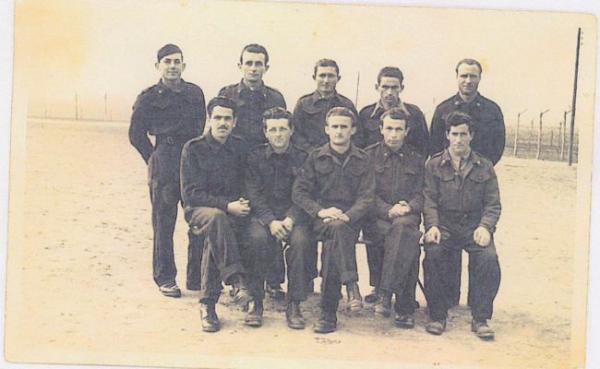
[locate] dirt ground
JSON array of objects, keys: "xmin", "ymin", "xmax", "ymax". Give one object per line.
[{"xmin": 4, "ymin": 120, "xmax": 581, "ymax": 369}]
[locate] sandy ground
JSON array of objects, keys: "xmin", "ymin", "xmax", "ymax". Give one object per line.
[{"xmin": 4, "ymin": 119, "xmax": 580, "ymax": 369}]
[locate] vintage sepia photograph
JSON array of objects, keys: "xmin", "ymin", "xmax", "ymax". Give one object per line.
[{"xmin": 1, "ymin": 0, "xmax": 599, "ymax": 368}]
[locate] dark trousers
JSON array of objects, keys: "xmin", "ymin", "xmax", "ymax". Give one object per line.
[
  {"xmin": 149, "ymin": 145, "xmax": 202, "ymax": 288},
  {"xmin": 290, "ymin": 219, "xmax": 359, "ymax": 311},
  {"xmin": 186, "ymin": 232, "xmax": 203, "ymax": 290},
  {"xmin": 284, "ymin": 223, "xmax": 317, "ymax": 302},
  {"xmin": 187, "ymin": 207, "xmax": 246, "ymax": 303},
  {"xmin": 446, "ymin": 251, "xmax": 463, "ymax": 306},
  {"xmin": 242, "ymin": 219, "xmax": 285, "ymax": 300},
  {"xmin": 365, "ymin": 236, "xmax": 383, "ymax": 289},
  {"xmin": 149, "ymin": 180, "xmax": 185, "ymax": 287},
  {"xmin": 266, "ymin": 247, "xmax": 286, "ymax": 286},
  {"xmin": 363, "ymin": 214, "xmax": 421, "ymax": 314},
  {"xmin": 423, "ymin": 229, "xmax": 501, "ymax": 321}
]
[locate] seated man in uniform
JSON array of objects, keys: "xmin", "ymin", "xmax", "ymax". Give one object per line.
[
  {"xmin": 423, "ymin": 111, "xmax": 501, "ymax": 339},
  {"xmin": 359, "ymin": 66, "xmax": 429, "ymax": 303},
  {"xmin": 244, "ymin": 107, "xmax": 311, "ymax": 329},
  {"xmin": 292, "ymin": 107, "xmax": 374, "ymax": 334},
  {"xmin": 180, "ymin": 96, "xmax": 254, "ymax": 333},
  {"xmin": 363, "ymin": 108, "xmax": 425, "ymax": 328}
]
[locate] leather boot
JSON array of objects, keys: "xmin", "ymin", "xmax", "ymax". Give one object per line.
[
  {"xmin": 244, "ymin": 299, "xmax": 264, "ymax": 327},
  {"xmin": 471, "ymin": 319, "xmax": 495, "ymax": 340},
  {"xmin": 394, "ymin": 313, "xmax": 415, "ymax": 329},
  {"xmin": 199, "ymin": 302, "xmax": 220, "ymax": 332},
  {"xmin": 286, "ymin": 301, "xmax": 305, "ymax": 330},
  {"xmin": 364, "ymin": 287, "xmax": 380, "ymax": 304},
  {"xmin": 313, "ymin": 309, "xmax": 337, "ymax": 334},
  {"xmin": 231, "ymin": 274, "xmax": 253, "ymax": 306},
  {"xmin": 374, "ymin": 291, "xmax": 392, "ymax": 317},
  {"xmin": 425, "ymin": 319, "xmax": 446, "ymax": 335},
  {"xmin": 346, "ymin": 282, "xmax": 363, "ymax": 312}
]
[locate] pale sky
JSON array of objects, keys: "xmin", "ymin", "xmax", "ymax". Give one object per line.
[{"xmin": 14, "ymin": 0, "xmax": 597, "ymax": 130}]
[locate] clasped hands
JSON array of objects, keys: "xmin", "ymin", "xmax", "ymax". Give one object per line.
[{"xmin": 318, "ymin": 207, "xmax": 350, "ymax": 224}]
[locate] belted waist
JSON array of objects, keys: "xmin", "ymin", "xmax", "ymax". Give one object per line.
[{"xmin": 156, "ymin": 135, "xmax": 193, "ymax": 145}]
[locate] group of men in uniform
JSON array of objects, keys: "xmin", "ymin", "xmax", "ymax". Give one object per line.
[{"xmin": 129, "ymin": 43, "xmax": 505, "ymax": 339}]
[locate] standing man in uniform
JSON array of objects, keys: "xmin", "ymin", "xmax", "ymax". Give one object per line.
[
  {"xmin": 292, "ymin": 59, "xmax": 363, "ymax": 150},
  {"xmin": 180, "ymin": 96, "xmax": 254, "ymax": 333},
  {"xmin": 293, "ymin": 107, "xmax": 374, "ymax": 334},
  {"xmin": 428, "ymin": 58, "xmax": 505, "ymax": 306},
  {"xmin": 219, "ymin": 43, "xmax": 287, "ymax": 299},
  {"xmin": 129, "ymin": 44, "xmax": 206, "ymax": 298},
  {"xmin": 359, "ymin": 66, "xmax": 429, "ymax": 154},
  {"xmin": 219, "ymin": 43, "xmax": 287, "ymax": 148},
  {"xmin": 358, "ymin": 66, "xmax": 429, "ymax": 303},
  {"xmin": 244, "ymin": 107, "xmax": 312, "ymax": 329},
  {"xmin": 362, "ymin": 108, "xmax": 425, "ymax": 328},
  {"xmin": 423, "ymin": 111, "xmax": 501, "ymax": 339}
]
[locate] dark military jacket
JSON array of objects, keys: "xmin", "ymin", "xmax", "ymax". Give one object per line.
[
  {"xmin": 180, "ymin": 132, "xmax": 248, "ymax": 219},
  {"xmin": 291, "ymin": 90, "xmax": 363, "ymax": 150},
  {"xmin": 365, "ymin": 142, "xmax": 425, "ymax": 220},
  {"xmin": 359, "ymin": 101, "xmax": 430, "ymax": 156},
  {"xmin": 292, "ymin": 143, "xmax": 375, "ymax": 226},
  {"xmin": 218, "ymin": 80, "xmax": 286, "ymax": 148},
  {"xmin": 423, "ymin": 149, "xmax": 501, "ymax": 233},
  {"xmin": 129, "ymin": 79, "xmax": 206, "ymax": 163},
  {"xmin": 245, "ymin": 143, "xmax": 309, "ymax": 226},
  {"xmin": 429, "ymin": 93, "xmax": 505, "ymax": 165}
]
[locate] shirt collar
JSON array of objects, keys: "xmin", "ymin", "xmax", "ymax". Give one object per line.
[
  {"xmin": 205, "ymin": 131, "xmax": 234, "ymax": 152},
  {"xmin": 316, "ymin": 142, "xmax": 362, "ymax": 162},
  {"xmin": 265, "ymin": 143, "xmax": 292, "ymax": 159},
  {"xmin": 370, "ymin": 99, "xmax": 408, "ymax": 118},
  {"xmin": 157, "ymin": 78, "xmax": 187, "ymax": 94},
  {"xmin": 441, "ymin": 148, "xmax": 483, "ymax": 167},
  {"xmin": 307, "ymin": 90, "xmax": 341, "ymax": 106},
  {"xmin": 381, "ymin": 142, "xmax": 407, "ymax": 157},
  {"xmin": 453, "ymin": 92, "xmax": 482, "ymax": 108},
  {"xmin": 236, "ymin": 79, "xmax": 267, "ymax": 98}
]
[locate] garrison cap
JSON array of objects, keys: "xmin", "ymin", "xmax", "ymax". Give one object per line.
[{"xmin": 157, "ymin": 44, "xmax": 183, "ymax": 62}]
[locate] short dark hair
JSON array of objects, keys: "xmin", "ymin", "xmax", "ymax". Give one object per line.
[
  {"xmin": 207, "ymin": 96, "xmax": 237, "ymax": 118},
  {"xmin": 239, "ymin": 43, "xmax": 269, "ymax": 66},
  {"xmin": 455, "ymin": 58, "xmax": 483, "ymax": 75},
  {"xmin": 325, "ymin": 107, "xmax": 357, "ymax": 126},
  {"xmin": 377, "ymin": 66, "xmax": 404, "ymax": 84},
  {"xmin": 380, "ymin": 107, "xmax": 409, "ymax": 127},
  {"xmin": 445, "ymin": 111, "xmax": 474, "ymax": 133},
  {"xmin": 157, "ymin": 43, "xmax": 183, "ymax": 62},
  {"xmin": 313, "ymin": 59, "xmax": 340, "ymax": 77},
  {"xmin": 263, "ymin": 107, "xmax": 293, "ymax": 129}
]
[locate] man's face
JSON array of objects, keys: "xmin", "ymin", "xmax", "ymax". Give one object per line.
[
  {"xmin": 325, "ymin": 115, "xmax": 355, "ymax": 146},
  {"xmin": 446, "ymin": 123, "xmax": 473, "ymax": 155},
  {"xmin": 376, "ymin": 76, "xmax": 403, "ymax": 106},
  {"xmin": 155, "ymin": 52, "xmax": 185, "ymax": 81},
  {"xmin": 314, "ymin": 66, "xmax": 339, "ymax": 95},
  {"xmin": 238, "ymin": 51, "xmax": 268, "ymax": 83},
  {"xmin": 209, "ymin": 106, "xmax": 236, "ymax": 142},
  {"xmin": 264, "ymin": 118, "xmax": 293, "ymax": 151},
  {"xmin": 456, "ymin": 63, "xmax": 481, "ymax": 96},
  {"xmin": 380, "ymin": 117, "xmax": 408, "ymax": 151}
]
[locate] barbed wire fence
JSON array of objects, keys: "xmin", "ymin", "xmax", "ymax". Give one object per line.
[{"xmin": 504, "ymin": 109, "xmax": 579, "ymax": 163}]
